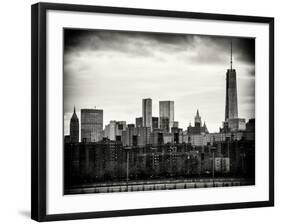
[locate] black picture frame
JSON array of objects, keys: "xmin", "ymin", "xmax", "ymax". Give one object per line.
[{"xmin": 31, "ymin": 2, "xmax": 274, "ymax": 222}]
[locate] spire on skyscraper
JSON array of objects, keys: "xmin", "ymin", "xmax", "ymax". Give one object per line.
[
  {"xmin": 71, "ymin": 105, "xmax": 78, "ymax": 121},
  {"xmin": 230, "ymin": 39, "xmax": 233, "ymax": 70}
]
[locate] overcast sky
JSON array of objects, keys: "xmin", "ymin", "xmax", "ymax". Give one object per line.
[{"xmin": 64, "ymin": 29, "xmax": 255, "ymax": 134}]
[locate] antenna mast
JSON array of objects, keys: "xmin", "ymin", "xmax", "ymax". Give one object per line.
[{"xmin": 230, "ymin": 39, "xmax": 233, "ymax": 70}]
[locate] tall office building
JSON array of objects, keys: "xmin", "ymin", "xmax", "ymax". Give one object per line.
[
  {"xmin": 152, "ymin": 117, "xmax": 159, "ymax": 130},
  {"xmin": 142, "ymin": 98, "xmax": 152, "ymax": 128},
  {"xmin": 81, "ymin": 109, "xmax": 103, "ymax": 142},
  {"xmin": 223, "ymin": 41, "xmax": 245, "ymax": 132},
  {"xmin": 70, "ymin": 106, "xmax": 79, "ymax": 143},
  {"xmin": 159, "ymin": 101, "xmax": 174, "ymax": 132},
  {"xmin": 135, "ymin": 117, "xmax": 143, "ymax": 128},
  {"xmin": 225, "ymin": 40, "xmax": 238, "ymax": 121}
]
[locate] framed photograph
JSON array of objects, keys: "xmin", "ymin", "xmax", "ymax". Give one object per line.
[{"xmin": 31, "ymin": 2, "xmax": 274, "ymax": 222}]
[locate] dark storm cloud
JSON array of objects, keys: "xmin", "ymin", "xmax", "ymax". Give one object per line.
[
  {"xmin": 234, "ymin": 38, "xmax": 255, "ymax": 64},
  {"xmin": 64, "ymin": 28, "xmax": 255, "ymax": 64},
  {"xmin": 64, "ymin": 29, "xmax": 195, "ymax": 58},
  {"xmin": 187, "ymin": 36, "xmax": 255, "ymax": 65},
  {"xmin": 212, "ymin": 36, "xmax": 255, "ymax": 64},
  {"xmin": 64, "ymin": 29, "xmax": 195, "ymax": 52}
]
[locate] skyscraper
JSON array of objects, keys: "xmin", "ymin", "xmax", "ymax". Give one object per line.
[
  {"xmin": 223, "ymin": 40, "xmax": 245, "ymax": 132},
  {"xmin": 159, "ymin": 101, "xmax": 174, "ymax": 132},
  {"xmin": 142, "ymin": 98, "xmax": 152, "ymax": 128},
  {"xmin": 135, "ymin": 117, "xmax": 143, "ymax": 128},
  {"xmin": 225, "ymin": 40, "xmax": 238, "ymax": 121},
  {"xmin": 152, "ymin": 117, "xmax": 159, "ymax": 130},
  {"xmin": 81, "ymin": 109, "xmax": 103, "ymax": 142},
  {"xmin": 70, "ymin": 106, "xmax": 79, "ymax": 143}
]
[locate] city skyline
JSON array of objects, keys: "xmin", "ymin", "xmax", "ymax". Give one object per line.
[
  {"xmin": 65, "ymin": 97, "xmax": 253, "ymax": 140},
  {"xmin": 63, "ymin": 28, "xmax": 256, "ymax": 195},
  {"xmin": 64, "ymin": 29, "xmax": 255, "ymax": 134}
]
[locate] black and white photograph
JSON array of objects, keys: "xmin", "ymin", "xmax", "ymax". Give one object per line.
[
  {"xmin": 29, "ymin": 2, "xmax": 275, "ymax": 222},
  {"xmin": 63, "ymin": 28, "xmax": 256, "ymax": 195}
]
